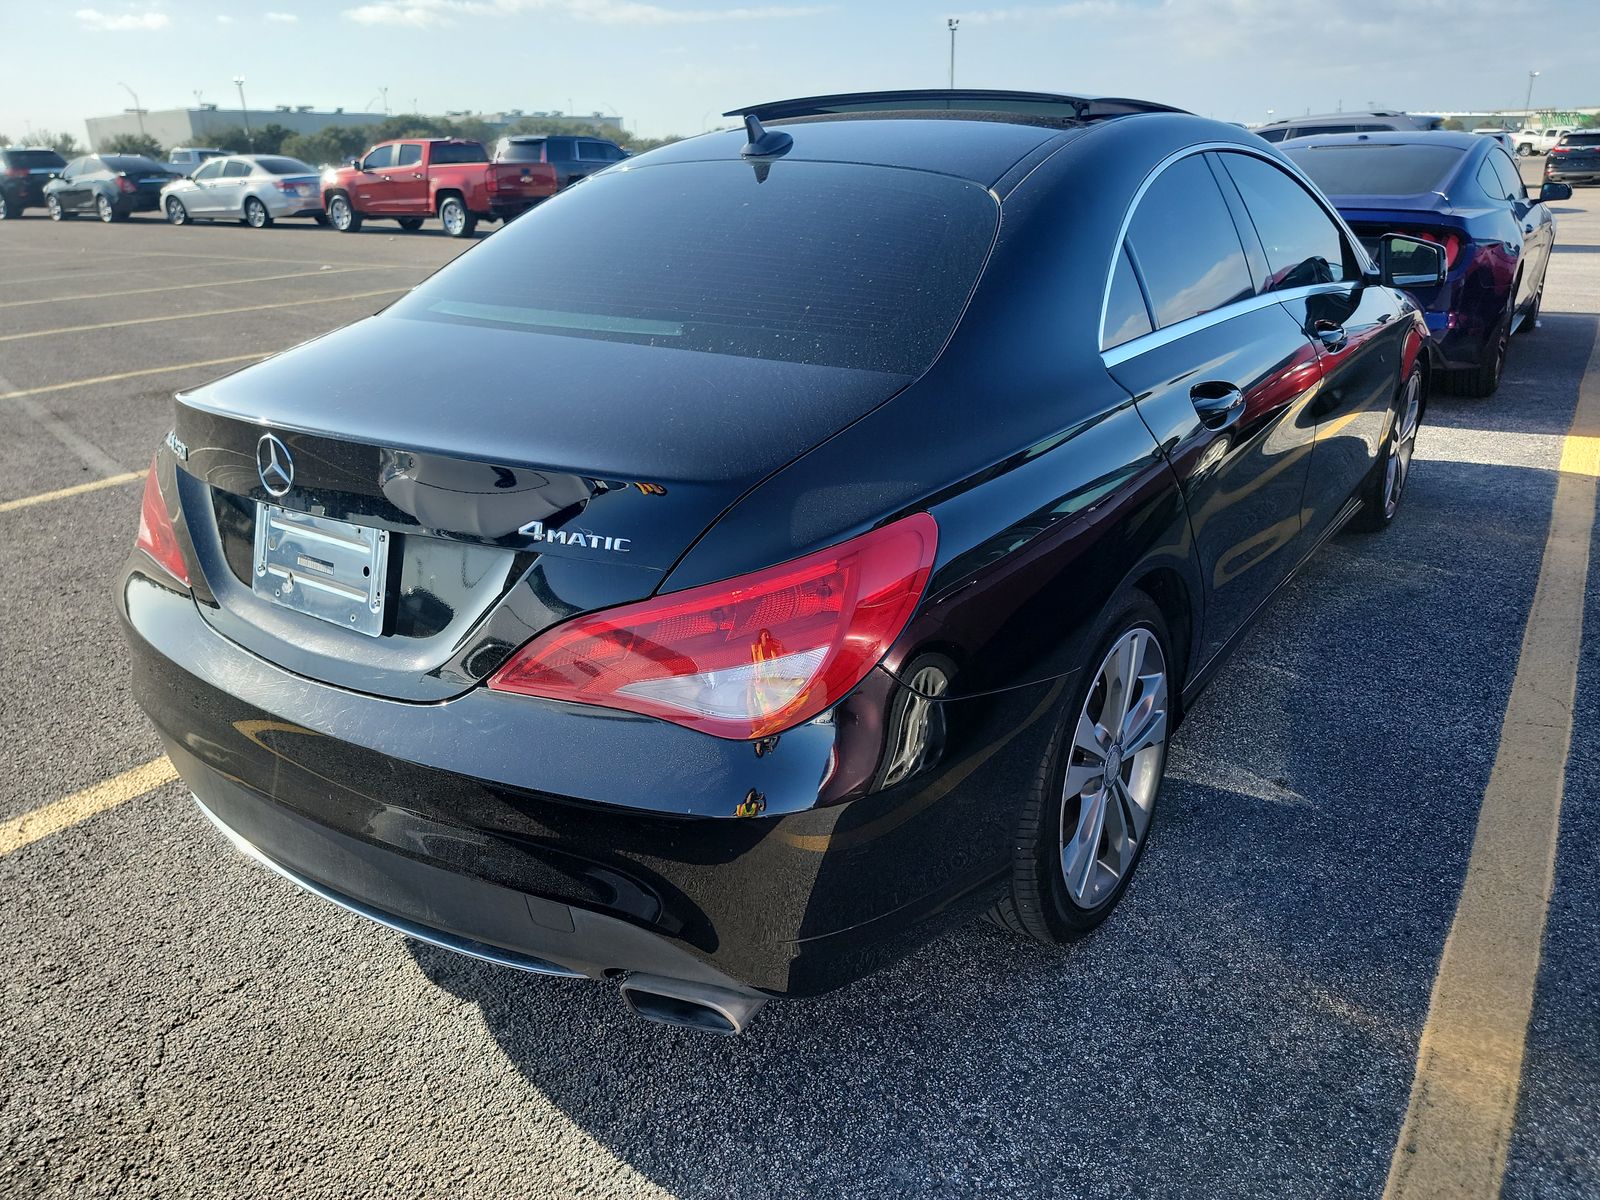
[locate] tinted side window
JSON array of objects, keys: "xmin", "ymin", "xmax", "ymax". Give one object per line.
[
  {"xmin": 544, "ymin": 137, "xmax": 576, "ymax": 160},
  {"xmin": 1102, "ymin": 246, "xmax": 1153, "ymax": 350},
  {"xmin": 1256, "ymin": 128, "xmax": 1288, "ymax": 143},
  {"xmin": 395, "ymin": 143, "xmax": 422, "ymax": 167},
  {"xmin": 1476, "ymin": 157, "xmax": 1509, "ymax": 203},
  {"xmin": 1220, "ymin": 152, "xmax": 1352, "ymax": 289},
  {"xmin": 1489, "ymin": 151, "xmax": 1525, "ymax": 200},
  {"xmin": 1125, "ymin": 155, "xmax": 1254, "ymax": 328},
  {"xmin": 222, "ymin": 160, "xmax": 252, "ymax": 178},
  {"xmin": 362, "ymin": 145, "xmax": 395, "ymax": 171},
  {"xmin": 579, "ymin": 141, "xmax": 623, "ymax": 161}
]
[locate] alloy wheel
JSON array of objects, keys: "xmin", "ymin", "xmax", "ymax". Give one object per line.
[
  {"xmin": 96, "ymin": 196, "xmax": 114, "ymax": 223},
  {"xmin": 1060, "ymin": 627, "xmax": 1169, "ymax": 909},
  {"xmin": 1383, "ymin": 370, "xmax": 1422, "ymax": 519},
  {"xmin": 330, "ymin": 196, "xmax": 352, "ymax": 230},
  {"xmin": 48, "ymin": 196, "xmax": 62, "ymax": 221},
  {"xmin": 166, "ymin": 198, "xmax": 187, "ymax": 226},
  {"xmin": 0, "ymin": 195, "xmax": 9, "ymax": 220},
  {"xmin": 245, "ymin": 198, "xmax": 268, "ymax": 228},
  {"xmin": 441, "ymin": 199, "xmax": 466, "ymax": 237}
]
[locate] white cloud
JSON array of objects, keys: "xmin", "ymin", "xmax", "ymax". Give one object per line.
[
  {"xmin": 265, "ymin": 10, "xmax": 300, "ymax": 20},
  {"xmin": 345, "ymin": 0, "xmax": 830, "ymax": 28},
  {"xmin": 216, "ymin": 12, "xmax": 233, "ymax": 20},
  {"xmin": 76, "ymin": 7, "xmax": 171, "ymax": 30}
]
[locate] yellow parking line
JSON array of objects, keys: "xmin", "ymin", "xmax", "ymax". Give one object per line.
[
  {"xmin": 0, "ymin": 264, "xmax": 411, "ymax": 309},
  {"xmin": 0, "ymin": 470, "xmax": 145, "ymax": 514},
  {"xmin": 0, "ymin": 354, "xmax": 272, "ymax": 401},
  {"xmin": 0, "ymin": 757, "xmax": 178, "ymax": 858},
  {"xmin": 1384, "ymin": 322, "xmax": 1600, "ymax": 1197},
  {"xmin": 0, "ymin": 287, "xmax": 407, "ymax": 343}
]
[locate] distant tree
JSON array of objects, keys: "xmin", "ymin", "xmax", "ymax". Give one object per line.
[
  {"xmin": 194, "ymin": 123, "xmax": 293, "ymax": 155},
  {"xmin": 101, "ymin": 132, "xmax": 164, "ymax": 158},
  {"xmin": 281, "ymin": 124, "xmax": 375, "ymax": 167},
  {"xmin": 34, "ymin": 129, "xmax": 82, "ymax": 156},
  {"xmin": 1440, "ymin": 118, "xmax": 1466, "ymax": 131}
]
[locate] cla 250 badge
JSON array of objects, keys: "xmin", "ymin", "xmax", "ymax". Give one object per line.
[{"xmin": 518, "ymin": 519, "xmax": 631, "ymax": 553}]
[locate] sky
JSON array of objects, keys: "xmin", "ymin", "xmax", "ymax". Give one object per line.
[{"xmin": 1, "ymin": 0, "xmax": 1594, "ymax": 144}]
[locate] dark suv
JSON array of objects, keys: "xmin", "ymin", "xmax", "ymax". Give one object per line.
[
  {"xmin": 1546, "ymin": 131, "xmax": 1600, "ymax": 186},
  {"xmin": 491, "ymin": 134, "xmax": 627, "ymax": 189},
  {"xmin": 0, "ymin": 147, "xmax": 67, "ymax": 219}
]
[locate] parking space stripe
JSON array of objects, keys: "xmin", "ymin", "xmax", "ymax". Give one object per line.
[
  {"xmin": 0, "ymin": 471, "xmax": 145, "ymax": 514},
  {"xmin": 0, "ymin": 354, "xmax": 272, "ymax": 401},
  {"xmin": 0, "ymin": 757, "xmax": 177, "ymax": 858},
  {"xmin": 0, "ymin": 287, "xmax": 407, "ymax": 343},
  {"xmin": 1384, "ymin": 322, "xmax": 1600, "ymax": 1198},
  {"xmin": 0, "ymin": 264, "xmax": 413, "ymax": 309}
]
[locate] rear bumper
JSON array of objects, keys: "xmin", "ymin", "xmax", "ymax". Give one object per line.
[
  {"xmin": 1545, "ymin": 167, "xmax": 1600, "ymax": 184},
  {"xmin": 119, "ymin": 560, "xmax": 1054, "ymax": 997},
  {"xmin": 487, "ymin": 197, "xmax": 547, "ymax": 220}
]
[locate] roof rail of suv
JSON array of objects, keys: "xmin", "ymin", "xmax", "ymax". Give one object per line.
[{"xmin": 723, "ymin": 90, "xmax": 1188, "ymax": 123}]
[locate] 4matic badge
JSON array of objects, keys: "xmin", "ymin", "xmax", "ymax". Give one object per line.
[{"xmin": 518, "ymin": 519, "xmax": 631, "ymax": 553}]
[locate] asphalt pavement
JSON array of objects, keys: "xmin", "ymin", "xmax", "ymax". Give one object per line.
[{"xmin": 0, "ymin": 165, "xmax": 1597, "ymax": 1199}]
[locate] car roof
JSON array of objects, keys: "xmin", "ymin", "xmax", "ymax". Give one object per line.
[
  {"xmin": 1283, "ymin": 129, "xmax": 1485, "ymax": 151},
  {"xmin": 637, "ymin": 89, "xmax": 1190, "ymax": 188}
]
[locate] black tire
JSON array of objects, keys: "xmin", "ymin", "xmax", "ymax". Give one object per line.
[
  {"xmin": 327, "ymin": 193, "xmax": 362, "ymax": 233},
  {"xmin": 438, "ymin": 195, "xmax": 476, "ymax": 238},
  {"xmin": 243, "ymin": 197, "xmax": 272, "ymax": 229},
  {"xmin": 1445, "ymin": 287, "xmax": 1515, "ymax": 398},
  {"xmin": 397, "ymin": 216, "xmax": 424, "ymax": 231},
  {"xmin": 1517, "ymin": 143, "xmax": 1534, "ymax": 157},
  {"xmin": 165, "ymin": 197, "xmax": 189, "ymax": 226},
  {"xmin": 1352, "ymin": 361, "xmax": 1424, "ymax": 532},
  {"xmin": 988, "ymin": 594, "xmax": 1174, "ymax": 944},
  {"xmin": 96, "ymin": 195, "xmax": 116, "ymax": 223},
  {"xmin": 0, "ymin": 194, "xmax": 12, "ymax": 220},
  {"xmin": 1517, "ymin": 282, "xmax": 1542, "ymax": 335}
]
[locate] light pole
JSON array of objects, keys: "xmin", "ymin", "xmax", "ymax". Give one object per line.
[
  {"xmin": 1523, "ymin": 70, "xmax": 1541, "ymax": 122},
  {"xmin": 381, "ymin": 86, "xmax": 389, "ymax": 116},
  {"xmin": 233, "ymin": 76, "xmax": 252, "ymax": 149},
  {"xmin": 118, "ymin": 82, "xmax": 146, "ymax": 140},
  {"xmin": 947, "ymin": 18, "xmax": 959, "ymax": 89}
]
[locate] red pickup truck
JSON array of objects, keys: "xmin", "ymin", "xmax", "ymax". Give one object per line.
[{"xmin": 321, "ymin": 138, "xmax": 557, "ymax": 238}]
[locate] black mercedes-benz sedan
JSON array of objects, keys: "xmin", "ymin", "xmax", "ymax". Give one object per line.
[{"xmin": 120, "ymin": 90, "xmax": 1441, "ymax": 1033}]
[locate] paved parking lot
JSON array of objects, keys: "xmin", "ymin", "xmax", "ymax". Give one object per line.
[{"xmin": 1, "ymin": 165, "xmax": 1597, "ymax": 1199}]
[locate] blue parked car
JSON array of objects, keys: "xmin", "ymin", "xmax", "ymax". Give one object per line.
[{"xmin": 1282, "ymin": 131, "xmax": 1571, "ymax": 396}]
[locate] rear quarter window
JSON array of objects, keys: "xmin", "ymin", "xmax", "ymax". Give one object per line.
[
  {"xmin": 429, "ymin": 142, "xmax": 488, "ymax": 165},
  {"xmin": 387, "ymin": 160, "xmax": 999, "ymax": 376},
  {"xmin": 1125, "ymin": 155, "xmax": 1254, "ymax": 327}
]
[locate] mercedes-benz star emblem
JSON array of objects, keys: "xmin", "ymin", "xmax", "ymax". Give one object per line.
[{"xmin": 256, "ymin": 434, "xmax": 294, "ymax": 498}]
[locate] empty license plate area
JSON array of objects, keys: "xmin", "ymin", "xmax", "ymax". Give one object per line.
[{"xmin": 252, "ymin": 504, "xmax": 390, "ymax": 636}]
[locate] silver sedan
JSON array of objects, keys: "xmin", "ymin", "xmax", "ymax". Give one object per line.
[{"xmin": 160, "ymin": 154, "xmax": 327, "ymax": 229}]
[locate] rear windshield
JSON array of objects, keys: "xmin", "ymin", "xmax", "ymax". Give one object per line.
[
  {"xmin": 497, "ymin": 139, "xmax": 543, "ymax": 162},
  {"xmin": 103, "ymin": 155, "xmax": 167, "ymax": 174},
  {"xmin": 5, "ymin": 150, "xmax": 66, "ymax": 169},
  {"xmin": 253, "ymin": 156, "xmax": 315, "ymax": 175},
  {"xmin": 1283, "ymin": 144, "xmax": 1464, "ymax": 196},
  {"xmin": 1561, "ymin": 133, "xmax": 1600, "ymax": 147},
  {"xmin": 430, "ymin": 142, "xmax": 487, "ymax": 164},
  {"xmin": 389, "ymin": 160, "xmax": 999, "ymax": 375}
]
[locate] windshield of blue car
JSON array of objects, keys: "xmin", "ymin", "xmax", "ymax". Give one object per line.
[
  {"xmin": 1283, "ymin": 145, "xmax": 1465, "ymax": 196},
  {"xmin": 254, "ymin": 157, "xmax": 315, "ymax": 175},
  {"xmin": 388, "ymin": 160, "xmax": 999, "ymax": 375}
]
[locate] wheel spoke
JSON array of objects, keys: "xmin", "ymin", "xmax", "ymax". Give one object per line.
[
  {"xmin": 1122, "ymin": 704, "xmax": 1168, "ymax": 758},
  {"xmin": 1074, "ymin": 710, "xmax": 1109, "ymax": 760},
  {"xmin": 1063, "ymin": 789, "xmax": 1107, "ymax": 901}
]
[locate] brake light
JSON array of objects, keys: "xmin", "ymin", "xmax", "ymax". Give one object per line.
[
  {"xmin": 116, "ymin": 174, "xmax": 136, "ymax": 193},
  {"xmin": 5, "ymin": 167, "xmax": 27, "ymax": 178},
  {"xmin": 1414, "ymin": 230, "xmax": 1462, "ymax": 271},
  {"xmin": 489, "ymin": 513, "xmax": 938, "ymax": 739},
  {"xmin": 1550, "ymin": 146, "xmax": 1569, "ymax": 156},
  {"xmin": 135, "ymin": 458, "xmax": 190, "ymax": 588}
]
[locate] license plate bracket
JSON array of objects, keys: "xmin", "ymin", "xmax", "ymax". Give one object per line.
[{"xmin": 252, "ymin": 504, "xmax": 390, "ymax": 637}]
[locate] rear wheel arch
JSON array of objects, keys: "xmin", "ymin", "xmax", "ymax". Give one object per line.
[
  {"xmin": 1129, "ymin": 566, "xmax": 1194, "ymax": 719},
  {"xmin": 434, "ymin": 188, "xmax": 465, "ymax": 215}
]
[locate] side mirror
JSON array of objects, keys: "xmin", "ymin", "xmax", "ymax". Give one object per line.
[
  {"xmin": 347, "ymin": 157, "xmax": 362, "ymax": 170},
  {"xmin": 1539, "ymin": 181, "xmax": 1573, "ymax": 203},
  {"xmin": 1378, "ymin": 233, "xmax": 1447, "ymax": 290}
]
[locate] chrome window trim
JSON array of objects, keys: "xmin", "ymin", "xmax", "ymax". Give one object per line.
[
  {"xmin": 1100, "ymin": 281, "xmax": 1349, "ymax": 368},
  {"xmin": 1097, "ymin": 140, "xmax": 1375, "ymax": 362}
]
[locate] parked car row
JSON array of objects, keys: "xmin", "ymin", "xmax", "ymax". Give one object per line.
[{"xmin": 1, "ymin": 132, "xmax": 631, "ymax": 236}]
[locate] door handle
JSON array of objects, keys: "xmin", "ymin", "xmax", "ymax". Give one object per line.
[
  {"xmin": 1313, "ymin": 322, "xmax": 1348, "ymax": 351},
  {"xmin": 412, "ymin": 172, "xmax": 425, "ymax": 179},
  {"xmin": 1189, "ymin": 382, "xmax": 1246, "ymax": 431}
]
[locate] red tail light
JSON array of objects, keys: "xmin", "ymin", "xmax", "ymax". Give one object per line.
[
  {"xmin": 116, "ymin": 175, "xmax": 136, "ymax": 193},
  {"xmin": 489, "ymin": 513, "xmax": 939, "ymax": 739},
  {"xmin": 5, "ymin": 167, "xmax": 28, "ymax": 178},
  {"xmin": 135, "ymin": 458, "xmax": 190, "ymax": 588},
  {"xmin": 1414, "ymin": 230, "xmax": 1462, "ymax": 271}
]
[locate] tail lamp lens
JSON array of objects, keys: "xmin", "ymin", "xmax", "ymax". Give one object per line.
[
  {"xmin": 1415, "ymin": 230, "xmax": 1462, "ymax": 270},
  {"xmin": 116, "ymin": 175, "xmax": 136, "ymax": 193},
  {"xmin": 489, "ymin": 513, "xmax": 938, "ymax": 739},
  {"xmin": 135, "ymin": 457, "xmax": 190, "ymax": 587}
]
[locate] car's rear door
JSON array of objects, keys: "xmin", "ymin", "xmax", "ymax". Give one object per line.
[
  {"xmin": 1104, "ymin": 152, "xmax": 1323, "ymax": 668},
  {"xmin": 1213, "ymin": 149, "xmax": 1405, "ymax": 540}
]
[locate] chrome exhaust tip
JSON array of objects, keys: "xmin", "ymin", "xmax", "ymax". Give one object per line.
[{"xmin": 620, "ymin": 973, "xmax": 767, "ymax": 1034}]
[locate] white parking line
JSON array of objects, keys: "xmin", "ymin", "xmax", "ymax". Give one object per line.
[
  {"xmin": 0, "ymin": 287, "xmax": 407, "ymax": 343},
  {"xmin": 0, "ymin": 264, "xmax": 414, "ymax": 309}
]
